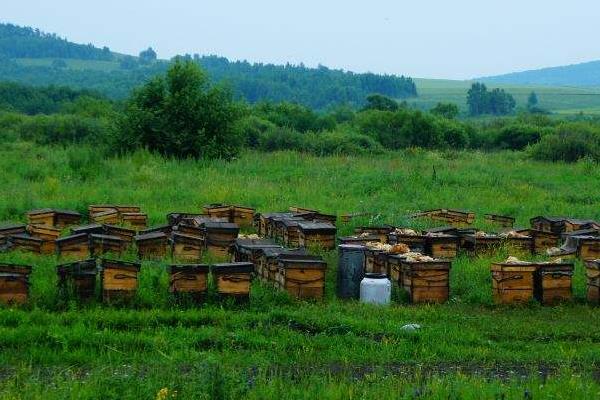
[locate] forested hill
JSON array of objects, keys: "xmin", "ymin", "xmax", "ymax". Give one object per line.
[
  {"xmin": 481, "ymin": 59, "xmax": 600, "ymax": 87},
  {"xmin": 0, "ymin": 23, "xmax": 417, "ymax": 109},
  {"xmin": 0, "ymin": 23, "xmax": 113, "ymax": 60}
]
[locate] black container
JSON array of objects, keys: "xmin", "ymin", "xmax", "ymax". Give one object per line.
[{"xmin": 337, "ymin": 244, "xmax": 366, "ymax": 299}]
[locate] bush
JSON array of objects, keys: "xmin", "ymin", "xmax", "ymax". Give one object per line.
[
  {"xmin": 529, "ymin": 123, "xmax": 600, "ymax": 162},
  {"xmin": 13, "ymin": 114, "xmax": 111, "ymax": 145},
  {"xmin": 117, "ymin": 60, "xmax": 241, "ymax": 159},
  {"xmin": 234, "ymin": 115, "xmax": 276, "ymax": 148},
  {"xmin": 256, "ymin": 126, "xmax": 382, "ymax": 155},
  {"xmin": 495, "ymin": 124, "xmax": 545, "ymax": 150}
]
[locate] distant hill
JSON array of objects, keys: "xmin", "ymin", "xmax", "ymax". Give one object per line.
[
  {"xmin": 0, "ymin": 23, "xmax": 417, "ymax": 109},
  {"xmin": 0, "ymin": 23, "xmax": 113, "ymax": 60},
  {"xmin": 481, "ymin": 60, "xmax": 600, "ymax": 87}
]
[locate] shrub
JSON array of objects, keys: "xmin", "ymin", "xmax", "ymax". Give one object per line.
[
  {"xmin": 529, "ymin": 123, "xmax": 600, "ymax": 162},
  {"xmin": 14, "ymin": 114, "xmax": 111, "ymax": 145},
  {"xmin": 234, "ymin": 115, "xmax": 276, "ymax": 148},
  {"xmin": 495, "ymin": 124, "xmax": 544, "ymax": 150},
  {"xmin": 117, "ymin": 60, "xmax": 241, "ymax": 159}
]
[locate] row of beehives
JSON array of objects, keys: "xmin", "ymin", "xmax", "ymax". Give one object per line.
[
  {"xmin": 231, "ymin": 237, "xmax": 327, "ymax": 299},
  {"xmin": 0, "ymin": 203, "xmax": 259, "ymax": 260},
  {"xmin": 340, "ymin": 222, "xmax": 600, "ymax": 261},
  {"xmin": 340, "ymin": 243, "xmax": 600, "ymax": 306},
  {"xmin": 255, "ymin": 207, "xmax": 337, "ymax": 250},
  {"xmin": 0, "ymin": 259, "xmax": 256, "ymax": 305}
]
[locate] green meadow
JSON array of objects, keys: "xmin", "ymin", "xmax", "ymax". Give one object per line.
[{"xmin": 0, "ymin": 143, "xmax": 599, "ymax": 398}]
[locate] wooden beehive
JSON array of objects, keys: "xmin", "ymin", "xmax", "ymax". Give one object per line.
[
  {"xmin": 100, "ymin": 259, "xmax": 141, "ymax": 302},
  {"xmin": 298, "ymin": 221, "xmax": 337, "ymax": 250},
  {"xmin": 26, "ymin": 224, "xmax": 60, "ymax": 254},
  {"xmin": 212, "ymin": 262, "xmax": 254, "ymax": 298},
  {"xmin": 424, "ymin": 234, "xmax": 459, "ymax": 259},
  {"xmin": 577, "ymin": 237, "xmax": 600, "ymax": 260},
  {"xmin": 91, "ymin": 209, "xmax": 120, "ymax": 225},
  {"xmin": 231, "ymin": 238, "xmax": 281, "ymax": 264},
  {"xmin": 71, "ymin": 223, "xmax": 104, "ymax": 235},
  {"xmin": 415, "ymin": 209, "xmax": 475, "ymax": 227},
  {"xmin": 0, "ymin": 223, "xmax": 27, "ymax": 237},
  {"xmin": 56, "ymin": 259, "xmax": 97, "ymax": 300},
  {"xmin": 168, "ymin": 264, "xmax": 209, "ymax": 300},
  {"xmin": 282, "ymin": 218, "xmax": 305, "ymax": 247},
  {"xmin": 203, "ymin": 204, "xmax": 233, "ymax": 220},
  {"xmin": 386, "ymin": 254, "xmax": 405, "ymax": 283},
  {"xmin": 585, "ymin": 260, "xmax": 600, "ymax": 305},
  {"xmin": 0, "ymin": 263, "xmax": 31, "ymax": 305},
  {"xmin": 204, "ymin": 222, "xmax": 240, "ymax": 258},
  {"xmin": 276, "ymin": 257, "xmax": 327, "ymax": 299},
  {"xmin": 54, "ymin": 210, "xmax": 82, "ymax": 228},
  {"xmin": 171, "ymin": 233, "xmax": 204, "ymax": 262},
  {"xmin": 121, "ymin": 212, "xmax": 148, "ymax": 230},
  {"xmin": 534, "ymin": 262, "xmax": 574, "ymax": 305},
  {"xmin": 56, "ymin": 233, "xmax": 90, "ymax": 258},
  {"xmin": 89, "ymin": 204, "xmax": 118, "ymax": 217},
  {"xmin": 231, "ymin": 205, "xmax": 255, "ymax": 227},
  {"xmin": 90, "ymin": 234, "xmax": 128, "ymax": 257},
  {"xmin": 462, "ymin": 234, "xmax": 503, "ymax": 255},
  {"xmin": 340, "ymin": 212, "xmax": 375, "ymax": 224},
  {"xmin": 135, "ymin": 232, "xmax": 168, "ymax": 259},
  {"xmin": 401, "ymin": 259, "xmax": 451, "ymax": 304},
  {"xmin": 526, "ymin": 229, "xmax": 561, "ymax": 254},
  {"xmin": 9, "ymin": 234, "xmax": 43, "ymax": 254},
  {"xmin": 491, "ymin": 262, "xmax": 537, "ymax": 304},
  {"xmin": 258, "ymin": 248, "xmax": 309, "ymax": 283},
  {"xmin": 354, "ymin": 226, "xmax": 394, "ymax": 244},
  {"xmin": 115, "ymin": 205, "xmax": 141, "ymax": 214},
  {"xmin": 26, "ymin": 208, "xmax": 56, "ymax": 227},
  {"xmin": 174, "ymin": 224, "xmax": 205, "ymax": 239},
  {"xmin": 257, "ymin": 213, "xmax": 287, "ymax": 237},
  {"xmin": 484, "ymin": 214, "xmax": 515, "ymax": 228},
  {"xmin": 364, "ymin": 248, "xmax": 388, "ymax": 274},
  {"xmin": 103, "ymin": 225, "xmax": 136, "ymax": 243},
  {"xmin": 166, "ymin": 212, "xmax": 205, "ymax": 226}
]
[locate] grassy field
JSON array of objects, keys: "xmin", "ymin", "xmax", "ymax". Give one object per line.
[
  {"xmin": 1, "ymin": 143, "xmax": 600, "ymax": 398},
  {"xmin": 411, "ymin": 78, "xmax": 600, "ymax": 115}
]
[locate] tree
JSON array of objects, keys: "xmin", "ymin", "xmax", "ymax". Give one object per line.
[
  {"xmin": 467, "ymin": 83, "xmax": 488, "ymax": 116},
  {"xmin": 117, "ymin": 60, "xmax": 241, "ymax": 159},
  {"xmin": 363, "ymin": 94, "xmax": 399, "ymax": 112},
  {"xmin": 119, "ymin": 56, "xmax": 138, "ymax": 70},
  {"xmin": 527, "ymin": 91, "xmax": 538, "ymax": 109},
  {"xmin": 139, "ymin": 47, "xmax": 157, "ymax": 64},
  {"xmin": 431, "ymin": 102, "xmax": 459, "ymax": 119}
]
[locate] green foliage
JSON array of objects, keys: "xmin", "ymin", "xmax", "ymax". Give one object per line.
[
  {"xmin": 14, "ymin": 113, "xmax": 112, "ymax": 145},
  {"xmin": 495, "ymin": 124, "xmax": 545, "ymax": 150},
  {"xmin": 467, "ymin": 82, "xmax": 516, "ymax": 116},
  {"xmin": 0, "ymin": 81, "xmax": 105, "ymax": 115},
  {"xmin": 117, "ymin": 60, "xmax": 241, "ymax": 159},
  {"xmin": 430, "ymin": 102, "xmax": 459, "ymax": 119},
  {"xmin": 138, "ymin": 47, "xmax": 157, "ymax": 64},
  {"xmin": 529, "ymin": 122, "xmax": 600, "ymax": 162},
  {"xmin": 255, "ymin": 102, "xmax": 336, "ymax": 133},
  {"xmin": 362, "ymin": 94, "xmax": 399, "ymax": 112}
]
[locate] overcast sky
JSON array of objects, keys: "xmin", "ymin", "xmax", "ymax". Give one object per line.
[{"xmin": 2, "ymin": 0, "xmax": 599, "ymax": 80}]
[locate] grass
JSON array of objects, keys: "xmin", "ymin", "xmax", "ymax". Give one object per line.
[{"xmin": 1, "ymin": 143, "xmax": 600, "ymax": 398}]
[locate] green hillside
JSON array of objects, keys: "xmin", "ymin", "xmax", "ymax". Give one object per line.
[{"xmin": 411, "ymin": 78, "xmax": 600, "ymax": 115}]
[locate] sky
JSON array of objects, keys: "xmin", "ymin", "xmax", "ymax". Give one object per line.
[{"xmin": 2, "ymin": 0, "xmax": 599, "ymax": 80}]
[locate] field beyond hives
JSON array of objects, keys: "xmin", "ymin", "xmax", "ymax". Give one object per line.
[{"xmin": 1, "ymin": 143, "xmax": 600, "ymax": 399}]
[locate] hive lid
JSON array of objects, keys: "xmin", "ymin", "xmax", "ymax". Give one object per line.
[
  {"xmin": 171, "ymin": 232, "xmax": 204, "ymax": 241},
  {"xmin": 90, "ymin": 233, "xmax": 126, "ymax": 241},
  {"xmin": 0, "ymin": 223, "xmax": 27, "ymax": 233},
  {"xmin": 212, "ymin": 262, "xmax": 254, "ymax": 274},
  {"xmin": 9, "ymin": 233, "xmax": 42, "ymax": 242},
  {"xmin": 56, "ymin": 233, "xmax": 89, "ymax": 243},
  {"xmin": 279, "ymin": 258, "xmax": 327, "ymax": 269},
  {"xmin": 101, "ymin": 258, "xmax": 141, "ymax": 270},
  {"xmin": 338, "ymin": 243, "xmax": 368, "ymax": 250},
  {"xmin": 203, "ymin": 221, "xmax": 240, "ymax": 230},
  {"xmin": 484, "ymin": 213, "xmax": 515, "ymax": 220},
  {"xmin": 297, "ymin": 221, "xmax": 336, "ymax": 231},
  {"xmin": 71, "ymin": 224, "xmax": 104, "ymax": 234},
  {"xmin": 103, "ymin": 224, "xmax": 136, "ymax": 233},
  {"xmin": 57, "ymin": 259, "xmax": 97, "ymax": 274},
  {"xmin": 424, "ymin": 226, "xmax": 458, "ymax": 235},
  {"xmin": 139, "ymin": 224, "xmax": 172, "ymax": 235},
  {"xmin": 0, "ymin": 263, "xmax": 32, "ymax": 274},
  {"xmin": 135, "ymin": 231, "xmax": 167, "ymax": 241},
  {"xmin": 168, "ymin": 264, "xmax": 210, "ymax": 273}
]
